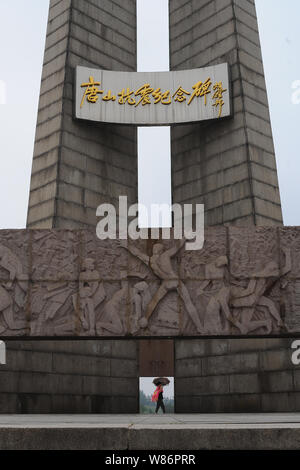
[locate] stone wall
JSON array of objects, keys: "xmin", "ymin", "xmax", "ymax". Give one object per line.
[
  {"xmin": 0, "ymin": 340, "xmax": 138, "ymax": 413},
  {"xmin": 169, "ymin": 0, "xmax": 282, "ymax": 225},
  {"xmin": 175, "ymin": 338, "xmax": 300, "ymax": 412},
  {"xmin": 1, "ymin": 337, "xmax": 300, "ymax": 413}
]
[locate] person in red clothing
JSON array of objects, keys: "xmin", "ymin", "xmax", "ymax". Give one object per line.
[{"xmin": 154, "ymin": 384, "xmax": 165, "ymax": 414}]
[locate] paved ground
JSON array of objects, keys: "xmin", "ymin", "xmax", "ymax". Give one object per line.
[{"xmin": 0, "ymin": 414, "xmax": 300, "ymax": 449}]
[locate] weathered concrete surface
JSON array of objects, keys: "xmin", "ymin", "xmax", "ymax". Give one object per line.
[
  {"xmin": 0, "ymin": 338, "xmax": 299, "ymax": 414},
  {"xmin": 0, "ymin": 340, "xmax": 139, "ymax": 413},
  {"xmin": 0, "ymin": 227, "xmax": 300, "ymax": 337},
  {"xmin": 175, "ymin": 338, "xmax": 300, "ymax": 413},
  {"xmin": 27, "ymin": 0, "xmax": 137, "ymax": 229},
  {"xmin": 0, "ymin": 414, "xmax": 300, "ymax": 449},
  {"xmin": 169, "ymin": 0, "xmax": 283, "ymax": 226}
]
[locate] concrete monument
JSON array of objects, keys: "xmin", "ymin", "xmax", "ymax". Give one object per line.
[{"xmin": 0, "ymin": 0, "xmax": 298, "ymax": 414}]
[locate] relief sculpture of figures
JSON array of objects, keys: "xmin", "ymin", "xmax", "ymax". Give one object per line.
[
  {"xmin": 196, "ymin": 247, "xmax": 291, "ymax": 335},
  {"xmin": 0, "ymin": 228, "xmax": 298, "ymax": 337},
  {"xmin": 121, "ymin": 239, "xmax": 203, "ymax": 333},
  {"xmin": 129, "ymin": 279, "xmax": 152, "ymax": 335},
  {"xmin": 0, "ymin": 244, "xmax": 28, "ymax": 334},
  {"xmin": 32, "ymin": 277, "xmax": 77, "ymax": 336},
  {"xmin": 76, "ymin": 258, "xmax": 106, "ymax": 336},
  {"xmin": 230, "ymin": 247, "xmax": 291, "ymax": 334},
  {"xmin": 121, "ymin": 237, "xmax": 292, "ymax": 336},
  {"xmin": 196, "ymin": 256, "xmax": 239, "ymax": 335},
  {"xmin": 96, "ymin": 270, "xmax": 147, "ymax": 336},
  {"xmin": 31, "ymin": 230, "xmax": 80, "ymax": 336}
]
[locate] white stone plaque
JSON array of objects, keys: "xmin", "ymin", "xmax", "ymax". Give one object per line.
[{"xmin": 75, "ymin": 64, "xmax": 231, "ymax": 126}]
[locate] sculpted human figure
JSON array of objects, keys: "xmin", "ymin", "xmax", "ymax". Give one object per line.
[
  {"xmin": 96, "ymin": 271, "xmax": 128, "ymax": 335},
  {"xmin": 130, "ymin": 281, "xmax": 152, "ymax": 334},
  {"xmin": 33, "ymin": 258, "xmax": 105, "ymax": 336},
  {"xmin": 0, "ymin": 244, "xmax": 28, "ymax": 332},
  {"xmin": 197, "ymin": 256, "xmax": 244, "ymax": 334},
  {"xmin": 122, "ymin": 239, "xmax": 203, "ymax": 333},
  {"xmin": 197, "ymin": 248, "xmax": 292, "ymax": 334},
  {"xmin": 77, "ymin": 258, "xmax": 106, "ymax": 335},
  {"xmin": 0, "ymin": 283, "xmax": 27, "ymax": 332},
  {"xmin": 96, "ymin": 271, "xmax": 146, "ymax": 336},
  {"xmin": 32, "ymin": 274, "xmax": 76, "ymax": 335},
  {"xmin": 0, "ymin": 244, "xmax": 24, "ymax": 281},
  {"xmin": 230, "ymin": 247, "xmax": 292, "ymax": 334}
]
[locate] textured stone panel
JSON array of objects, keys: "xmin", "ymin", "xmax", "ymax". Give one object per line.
[
  {"xmin": 32, "ymin": 230, "xmax": 80, "ymax": 281},
  {"xmin": 0, "ymin": 228, "xmax": 300, "ymax": 337}
]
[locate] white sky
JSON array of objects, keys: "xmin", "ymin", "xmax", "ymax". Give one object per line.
[
  {"xmin": 0, "ymin": 0, "xmax": 299, "ymax": 227},
  {"xmin": 137, "ymin": 0, "xmax": 171, "ymax": 227}
]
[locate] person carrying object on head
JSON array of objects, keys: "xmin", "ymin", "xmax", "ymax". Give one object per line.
[{"xmin": 152, "ymin": 383, "xmax": 165, "ymax": 414}]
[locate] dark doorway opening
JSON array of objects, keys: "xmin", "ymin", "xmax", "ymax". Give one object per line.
[{"xmin": 138, "ymin": 339, "xmax": 175, "ymax": 413}]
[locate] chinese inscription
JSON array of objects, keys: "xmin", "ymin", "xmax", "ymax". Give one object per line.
[
  {"xmin": 80, "ymin": 76, "xmax": 228, "ymax": 117},
  {"xmin": 75, "ymin": 64, "xmax": 231, "ymax": 125}
]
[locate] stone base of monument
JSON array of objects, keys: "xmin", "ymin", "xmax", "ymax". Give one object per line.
[{"xmin": 0, "ymin": 414, "xmax": 300, "ymax": 450}]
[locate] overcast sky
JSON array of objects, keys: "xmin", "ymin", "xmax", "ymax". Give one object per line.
[{"xmin": 0, "ymin": 0, "xmax": 299, "ymax": 228}]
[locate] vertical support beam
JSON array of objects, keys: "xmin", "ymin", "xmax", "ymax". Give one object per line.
[
  {"xmin": 24, "ymin": 0, "xmax": 139, "ymax": 415},
  {"xmin": 169, "ymin": 0, "xmax": 282, "ymax": 226},
  {"xmin": 27, "ymin": 0, "xmax": 137, "ymax": 229}
]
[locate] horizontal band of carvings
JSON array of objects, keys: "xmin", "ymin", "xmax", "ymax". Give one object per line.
[{"xmin": 0, "ymin": 227, "xmax": 299, "ymax": 338}]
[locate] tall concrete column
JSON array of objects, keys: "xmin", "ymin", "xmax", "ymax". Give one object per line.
[
  {"xmin": 169, "ymin": 0, "xmax": 282, "ymax": 226},
  {"xmin": 170, "ymin": 0, "xmax": 287, "ymax": 414},
  {"xmin": 27, "ymin": 0, "xmax": 137, "ymax": 229},
  {"xmin": 20, "ymin": 0, "xmax": 139, "ymax": 414}
]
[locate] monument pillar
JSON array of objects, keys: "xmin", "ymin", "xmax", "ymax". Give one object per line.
[
  {"xmin": 19, "ymin": 0, "xmax": 139, "ymax": 414},
  {"xmin": 27, "ymin": 0, "xmax": 137, "ymax": 229},
  {"xmin": 169, "ymin": 0, "xmax": 282, "ymax": 226},
  {"xmin": 168, "ymin": 0, "xmax": 294, "ymax": 412}
]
